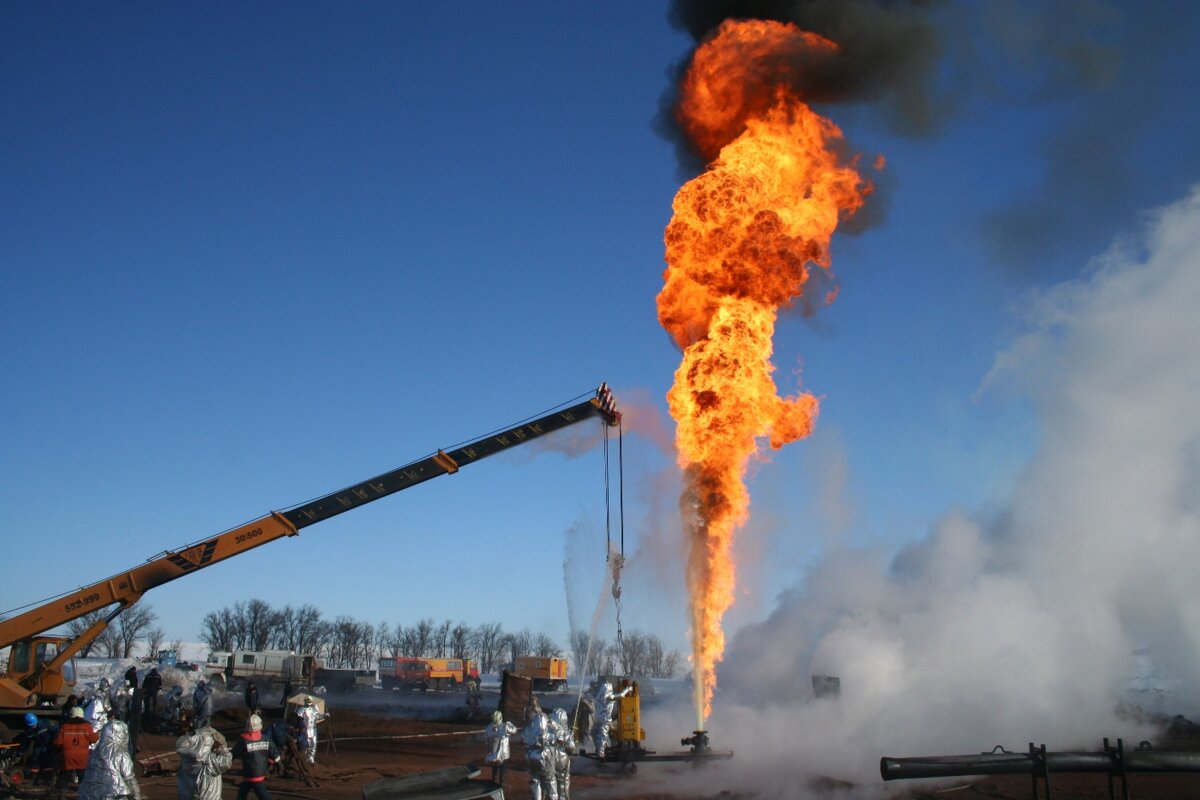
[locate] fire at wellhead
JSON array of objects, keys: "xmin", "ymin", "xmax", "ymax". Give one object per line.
[{"xmin": 657, "ymin": 19, "xmax": 875, "ymax": 730}]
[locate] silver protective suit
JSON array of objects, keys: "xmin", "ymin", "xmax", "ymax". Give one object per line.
[
  {"xmin": 164, "ymin": 687, "xmax": 184, "ymax": 722},
  {"xmin": 521, "ymin": 710, "xmax": 556, "ymax": 800},
  {"xmin": 84, "ymin": 690, "xmax": 111, "ymax": 735},
  {"xmin": 176, "ymin": 726, "xmax": 232, "ymax": 800},
  {"xmin": 193, "ymin": 684, "xmax": 215, "ymax": 729},
  {"xmin": 485, "ymin": 719, "xmax": 517, "ymax": 765},
  {"xmin": 110, "ymin": 684, "xmax": 132, "ymax": 721},
  {"xmin": 589, "ymin": 682, "xmax": 622, "ymax": 758},
  {"xmin": 297, "ymin": 703, "xmax": 322, "ymax": 763},
  {"xmin": 548, "ymin": 708, "xmax": 576, "ymax": 800},
  {"xmin": 78, "ymin": 720, "xmax": 142, "ymax": 800},
  {"xmin": 589, "ymin": 682, "xmax": 631, "ymax": 758}
]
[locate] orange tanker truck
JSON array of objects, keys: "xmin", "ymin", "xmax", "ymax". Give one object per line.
[{"xmin": 423, "ymin": 658, "xmax": 479, "ymax": 690}]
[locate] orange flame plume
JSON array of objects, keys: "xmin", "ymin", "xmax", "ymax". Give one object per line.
[{"xmin": 657, "ymin": 19, "xmax": 873, "ymax": 727}]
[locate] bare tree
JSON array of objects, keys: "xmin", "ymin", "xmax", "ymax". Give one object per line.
[
  {"xmin": 239, "ymin": 599, "xmax": 279, "ymax": 651},
  {"xmin": 617, "ymin": 630, "xmax": 647, "ymax": 676},
  {"xmin": 501, "ymin": 629, "xmax": 534, "ymax": 665},
  {"xmin": 96, "ymin": 625, "xmax": 122, "ymax": 658},
  {"xmin": 662, "ymin": 649, "xmax": 681, "ymax": 679},
  {"xmin": 387, "ymin": 624, "xmax": 407, "ymax": 657},
  {"xmin": 374, "ymin": 622, "xmax": 391, "ymax": 664},
  {"xmin": 569, "ymin": 629, "xmax": 680, "ymax": 678},
  {"xmin": 470, "ymin": 622, "xmax": 505, "ymax": 674},
  {"xmin": 66, "ymin": 608, "xmax": 112, "ymax": 658},
  {"xmin": 271, "ymin": 604, "xmax": 325, "ymax": 654},
  {"xmin": 433, "ymin": 620, "xmax": 452, "ymax": 658},
  {"xmin": 328, "ymin": 616, "xmax": 371, "ymax": 668},
  {"xmin": 115, "ymin": 605, "xmax": 158, "ymax": 658},
  {"xmin": 146, "ymin": 626, "xmax": 166, "ymax": 659},
  {"xmin": 199, "ymin": 608, "xmax": 238, "ymax": 652},
  {"xmin": 309, "ymin": 620, "xmax": 335, "ymax": 661},
  {"xmin": 599, "ymin": 642, "xmax": 618, "ymax": 676},
  {"xmin": 532, "ymin": 632, "xmax": 560, "ymax": 658},
  {"xmin": 644, "ymin": 634, "xmax": 664, "ymax": 676},
  {"xmin": 570, "ymin": 630, "xmax": 609, "ymax": 677},
  {"xmin": 449, "ymin": 623, "xmax": 471, "ymax": 659},
  {"xmin": 411, "ymin": 618, "xmax": 435, "ymax": 657}
]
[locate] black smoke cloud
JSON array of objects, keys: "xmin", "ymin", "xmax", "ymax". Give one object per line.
[
  {"xmin": 656, "ymin": 1, "xmax": 1200, "ymax": 276},
  {"xmin": 657, "ymin": 0, "xmax": 947, "ymax": 176}
]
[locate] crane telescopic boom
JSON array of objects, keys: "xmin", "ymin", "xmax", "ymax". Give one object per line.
[{"xmin": 0, "ymin": 384, "xmax": 620, "ymax": 710}]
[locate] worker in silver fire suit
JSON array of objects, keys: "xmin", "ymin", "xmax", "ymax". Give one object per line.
[
  {"xmin": 164, "ymin": 686, "xmax": 185, "ymax": 724},
  {"xmin": 192, "ymin": 681, "xmax": 215, "ymax": 729},
  {"xmin": 296, "ymin": 696, "xmax": 324, "ymax": 764},
  {"xmin": 548, "ymin": 707, "xmax": 577, "ymax": 800},
  {"xmin": 521, "ymin": 699, "xmax": 556, "ymax": 800},
  {"xmin": 110, "ymin": 681, "xmax": 132, "ymax": 722},
  {"xmin": 589, "ymin": 681, "xmax": 630, "ymax": 759},
  {"xmin": 78, "ymin": 719, "xmax": 142, "ymax": 800},
  {"xmin": 176, "ymin": 720, "xmax": 233, "ymax": 800},
  {"xmin": 84, "ymin": 678, "xmax": 113, "ymax": 735},
  {"xmin": 484, "ymin": 710, "xmax": 517, "ymax": 784}
]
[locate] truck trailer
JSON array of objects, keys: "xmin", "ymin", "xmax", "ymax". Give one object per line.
[
  {"xmin": 204, "ymin": 649, "xmax": 314, "ymax": 689},
  {"xmin": 514, "ymin": 656, "xmax": 569, "ymax": 691}
]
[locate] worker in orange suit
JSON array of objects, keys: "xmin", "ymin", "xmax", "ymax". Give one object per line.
[{"xmin": 55, "ymin": 706, "xmax": 99, "ymax": 788}]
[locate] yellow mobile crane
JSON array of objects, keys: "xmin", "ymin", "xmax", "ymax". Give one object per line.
[{"xmin": 0, "ymin": 385, "xmax": 620, "ymax": 722}]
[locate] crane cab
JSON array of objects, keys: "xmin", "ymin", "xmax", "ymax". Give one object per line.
[{"xmin": 1, "ymin": 634, "xmax": 76, "ymax": 708}]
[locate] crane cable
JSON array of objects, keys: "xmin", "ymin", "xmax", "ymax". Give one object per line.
[
  {"xmin": 572, "ymin": 411, "xmax": 626, "ymax": 737},
  {"xmin": 604, "ymin": 418, "xmax": 627, "ymax": 664}
]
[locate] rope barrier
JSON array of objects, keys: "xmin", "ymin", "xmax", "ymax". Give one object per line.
[{"xmin": 332, "ymin": 729, "xmax": 485, "ymax": 742}]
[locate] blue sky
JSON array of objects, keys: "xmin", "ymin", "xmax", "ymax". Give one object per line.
[{"xmin": 4, "ymin": 1, "xmax": 1200, "ymax": 660}]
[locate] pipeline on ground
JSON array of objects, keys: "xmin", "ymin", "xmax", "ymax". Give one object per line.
[{"xmin": 881, "ymin": 739, "xmax": 1200, "ymax": 800}]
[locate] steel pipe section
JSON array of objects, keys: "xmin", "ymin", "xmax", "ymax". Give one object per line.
[{"xmin": 881, "ymin": 748, "xmax": 1200, "ymax": 782}]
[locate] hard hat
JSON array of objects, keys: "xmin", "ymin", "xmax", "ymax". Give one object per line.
[
  {"xmin": 248, "ymin": 714, "xmax": 262, "ymax": 732},
  {"xmin": 24, "ymin": 712, "xmax": 38, "ymax": 727},
  {"xmin": 70, "ymin": 707, "xmax": 85, "ymax": 719},
  {"xmin": 492, "ymin": 710, "xmax": 503, "ymax": 725}
]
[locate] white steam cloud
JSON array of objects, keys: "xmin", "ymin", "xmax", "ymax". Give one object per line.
[{"xmin": 651, "ymin": 186, "xmax": 1200, "ymax": 792}]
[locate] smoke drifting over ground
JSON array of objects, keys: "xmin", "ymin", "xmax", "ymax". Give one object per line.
[{"xmin": 701, "ymin": 187, "xmax": 1200, "ymax": 786}]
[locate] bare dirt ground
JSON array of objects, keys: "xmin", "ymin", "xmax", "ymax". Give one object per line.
[
  {"xmin": 131, "ymin": 702, "xmax": 690, "ymax": 800},
  {"xmin": 17, "ymin": 692, "xmax": 1200, "ymax": 800}
]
